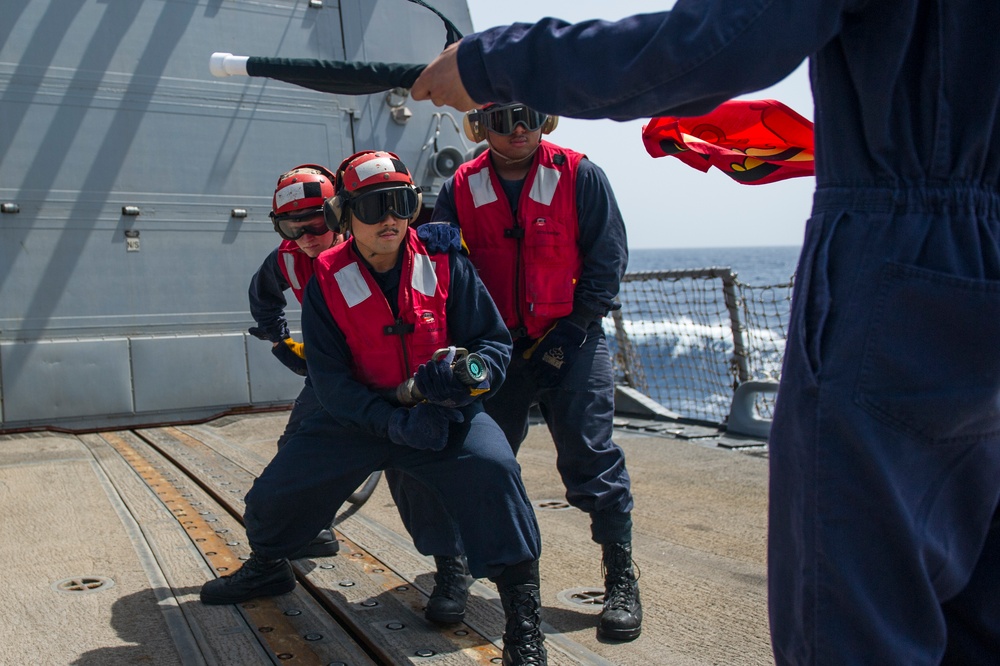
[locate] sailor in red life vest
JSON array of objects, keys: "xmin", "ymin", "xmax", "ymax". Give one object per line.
[
  {"xmin": 415, "ymin": 103, "xmax": 641, "ymax": 642},
  {"xmin": 202, "ymin": 150, "xmax": 548, "ymax": 666},
  {"xmin": 247, "ymin": 163, "xmax": 344, "ymax": 560}
]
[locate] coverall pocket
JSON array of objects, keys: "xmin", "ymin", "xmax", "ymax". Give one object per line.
[
  {"xmin": 787, "ymin": 216, "xmax": 830, "ymax": 384},
  {"xmin": 855, "ymin": 262, "xmax": 1000, "ymax": 445}
]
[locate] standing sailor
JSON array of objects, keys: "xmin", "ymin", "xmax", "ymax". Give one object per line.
[{"xmin": 416, "ymin": 103, "xmax": 640, "ymax": 641}]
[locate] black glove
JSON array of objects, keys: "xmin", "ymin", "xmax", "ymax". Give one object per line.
[
  {"xmin": 387, "ymin": 403, "xmax": 465, "ymax": 451},
  {"xmin": 414, "ymin": 346, "xmax": 490, "ymax": 408},
  {"xmin": 271, "ymin": 337, "xmax": 308, "ymax": 376},
  {"xmin": 416, "ymin": 222, "xmax": 462, "ymax": 254},
  {"xmin": 249, "ymin": 322, "xmax": 289, "ymax": 343},
  {"xmin": 522, "ymin": 319, "xmax": 588, "ymax": 388}
]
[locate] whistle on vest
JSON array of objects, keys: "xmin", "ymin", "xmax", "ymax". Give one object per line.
[{"xmin": 395, "ymin": 347, "xmax": 488, "ymax": 406}]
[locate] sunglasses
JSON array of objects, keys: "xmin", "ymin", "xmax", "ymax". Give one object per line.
[
  {"xmin": 478, "ymin": 105, "xmax": 548, "ymax": 135},
  {"xmin": 272, "ymin": 211, "xmax": 330, "ymax": 241},
  {"xmin": 349, "ymin": 186, "xmax": 420, "ymax": 225}
]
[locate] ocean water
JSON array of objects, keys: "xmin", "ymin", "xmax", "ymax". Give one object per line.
[
  {"xmin": 627, "ymin": 245, "xmax": 801, "ymax": 285},
  {"xmin": 613, "ymin": 245, "xmax": 800, "ymax": 422}
]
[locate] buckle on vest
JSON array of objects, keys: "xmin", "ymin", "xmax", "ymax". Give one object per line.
[
  {"xmin": 383, "ymin": 323, "xmax": 415, "ymax": 336},
  {"xmin": 504, "ymin": 227, "xmax": 525, "ymax": 239}
]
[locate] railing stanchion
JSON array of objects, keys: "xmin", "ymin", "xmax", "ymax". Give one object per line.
[{"xmin": 720, "ymin": 270, "xmax": 751, "ymax": 385}]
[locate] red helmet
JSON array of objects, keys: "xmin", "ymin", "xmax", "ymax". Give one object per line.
[
  {"xmin": 326, "ymin": 151, "xmax": 422, "ymax": 231},
  {"xmin": 270, "ymin": 164, "xmax": 335, "ymax": 220},
  {"xmin": 333, "ymin": 150, "xmax": 414, "ymax": 196}
]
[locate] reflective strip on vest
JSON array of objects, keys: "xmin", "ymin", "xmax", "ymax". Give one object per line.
[
  {"xmin": 412, "ymin": 253, "xmax": 438, "ymax": 297},
  {"xmin": 282, "ymin": 252, "xmax": 301, "ymax": 291},
  {"xmin": 334, "ymin": 262, "xmax": 372, "ymax": 308},
  {"xmin": 469, "ymin": 168, "xmax": 499, "ymax": 208},
  {"xmin": 528, "ymin": 164, "xmax": 561, "ymax": 206}
]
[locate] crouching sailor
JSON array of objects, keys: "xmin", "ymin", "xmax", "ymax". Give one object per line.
[{"xmin": 199, "ymin": 150, "xmax": 547, "ymax": 666}]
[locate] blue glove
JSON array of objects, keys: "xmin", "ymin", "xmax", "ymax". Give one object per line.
[
  {"xmin": 522, "ymin": 319, "xmax": 588, "ymax": 388},
  {"xmin": 387, "ymin": 403, "xmax": 465, "ymax": 451},
  {"xmin": 414, "ymin": 347, "xmax": 490, "ymax": 408},
  {"xmin": 271, "ymin": 338, "xmax": 308, "ymax": 376},
  {"xmin": 249, "ymin": 323, "xmax": 289, "ymax": 343},
  {"xmin": 416, "ymin": 222, "xmax": 462, "ymax": 254}
]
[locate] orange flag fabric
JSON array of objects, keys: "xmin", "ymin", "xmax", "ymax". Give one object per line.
[{"xmin": 642, "ymin": 99, "xmax": 814, "ymax": 184}]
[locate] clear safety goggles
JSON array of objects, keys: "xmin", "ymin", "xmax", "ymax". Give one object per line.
[
  {"xmin": 479, "ymin": 105, "xmax": 548, "ymax": 135},
  {"xmin": 350, "ymin": 186, "xmax": 420, "ymax": 225},
  {"xmin": 271, "ymin": 210, "xmax": 330, "ymax": 241}
]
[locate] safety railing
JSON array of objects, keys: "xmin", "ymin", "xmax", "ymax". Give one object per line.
[{"xmin": 607, "ymin": 267, "xmax": 793, "ymax": 426}]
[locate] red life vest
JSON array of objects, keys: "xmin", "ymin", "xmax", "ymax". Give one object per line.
[
  {"xmin": 453, "ymin": 140, "xmax": 583, "ymax": 339},
  {"xmin": 276, "ymin": 240, "xmax": 316, "ymax": 304},
  {"xmin": 314, "ymin": 229, "xmax": 451, "ymax": 390}
]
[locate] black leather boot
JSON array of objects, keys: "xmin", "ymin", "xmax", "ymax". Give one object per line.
[
  {"xmin": 200, "ymin": 552, "xmax": 295, "ymax": 605},
  {"xmin": 289, "ymin": 527, "xmax": 340, "ymax": 559},
  {"xmin": 598, "ymin": 541, "xmax": 642, "ymax": 640},
  {"xmin": 494, "ymin": 563, "xmax": 547, "ymax": 666},
  {"xmin": 425, "ymin": 555, "xmax": 474, "ymax": 624}
]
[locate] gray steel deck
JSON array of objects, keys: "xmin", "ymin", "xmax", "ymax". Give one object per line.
[{"xmin": 0, "ymin": 411, "xmax": 770, "ymax": 665}]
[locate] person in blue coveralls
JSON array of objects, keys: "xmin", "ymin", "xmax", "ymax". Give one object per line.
[
  {"xmin": 201, "ymin": 150, "xmax": 548, "ymax": 666},
  {"xmin": 246, "ymin": 163, "xmax": 344, "ymax": 560},
  {"xmin": 412, "ymin": 3, "xmax": 1000, "ymax": 664},
  {"xmin": 414, "ymin": 103, "xmax": 640, "ymax": 642}
]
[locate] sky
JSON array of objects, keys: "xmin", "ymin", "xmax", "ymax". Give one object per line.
[{"xmin": 463, "ymin": 1, "xmax": 816, "ymax": 250}]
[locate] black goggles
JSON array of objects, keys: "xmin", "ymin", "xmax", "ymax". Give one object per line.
[
  {"xmin": 479, "ymin": 105, "xmax": 548, "ymax": 135},
  {"xmin": 272, "ymin": 211, "xmax": 329, "ymax": 241},
  {"xmin": 349, "ymin": 186, "xmax": 419, "ymax": 225}
]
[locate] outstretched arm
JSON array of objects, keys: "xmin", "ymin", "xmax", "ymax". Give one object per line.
[{"xmin": 414, "ymin": 2, "xmax": 843, "ymax": 121}]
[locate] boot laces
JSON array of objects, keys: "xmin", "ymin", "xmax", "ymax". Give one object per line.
[
  {"xmin": 220, "ymin": 552, "xmax": 277, "ymax": 581},
  {"xmin": 504, "ymin": 589, "xmax": 545, "ymax": 661},
  {"xmin": 602, "ymin": 545, "xmax": 640, "ymax": 611},
  {"xmin": 432, "ymin": 556, "xmax": 469, "ymax": 600}
]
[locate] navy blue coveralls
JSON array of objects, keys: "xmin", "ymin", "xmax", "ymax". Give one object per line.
[
  {"xmin": 248, "ymin": 248, "xmax": 321, "ymax": 449},
  {"xmin": 455, "ymin": 1, "xmax": 1000, "ymax": 663},
  {"xmin": 243, "ymin": 238, "xmax": 541, "ymax": 580},
  {"xmin": 399, "ymin": 155, "xmax": 635, "ymax": 548}
]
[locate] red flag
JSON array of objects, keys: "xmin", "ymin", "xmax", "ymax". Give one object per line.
[{"xmin": 642, "ymin": 99, "xmax": 814, "ymax": 185}]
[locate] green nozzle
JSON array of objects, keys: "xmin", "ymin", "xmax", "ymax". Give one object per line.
[{"xmin": 454, "ymin": 352, "xmax": 487, "ymax": 385}]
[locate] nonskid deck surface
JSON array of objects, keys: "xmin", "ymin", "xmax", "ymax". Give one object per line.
[{"xmin": 0, "ymin": 412, "xmax": 770, "ymax": 665}]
